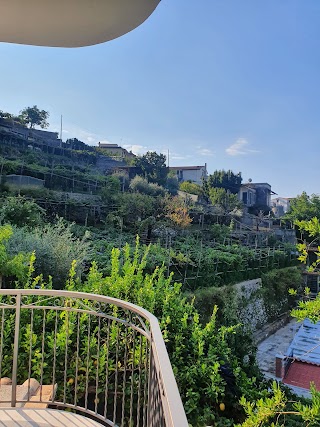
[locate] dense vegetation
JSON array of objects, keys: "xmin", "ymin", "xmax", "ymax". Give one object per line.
[{"xmin": 1, "ymin": 115, "xmax": 319, "ymax": 425}]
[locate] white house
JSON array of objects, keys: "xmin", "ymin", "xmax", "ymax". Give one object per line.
[
  {"xmin": 169, "ymin": 165, "xmax": 207, "ymax": 185},
  {"xmin": 271, "ymin": 197, "xmax": 294, "ymax": 217}
]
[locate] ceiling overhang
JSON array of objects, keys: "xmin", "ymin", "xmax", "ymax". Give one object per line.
[{"xmin": 0, "ymin": 0, "xmax": 160, "ymax": 47}]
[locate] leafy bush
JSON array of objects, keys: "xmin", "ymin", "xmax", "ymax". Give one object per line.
[
  {"xmin": 129, "ymin": 175, "xmax": 166, "ymax": 197},
  {"xmin": 0, "ymin": 196, "xmax": 45, "ymax": 227},
  {"xmin": 111, "ymin": 192, "xmax": 162, "ymax": 227},
  {"xmin": 0, "ymin": 224, "xmax": 30, "ymax": 284},
  {"xmin": 260, "ymin": 267, "xmax": 302, "ymax": 321},
  {"xmin": 179, "ymin": 181, "xmax": 202, "ymax": 195},
  {"xmin": 4, "ymin": 219, "xmax": 91, "ymax": 287}
]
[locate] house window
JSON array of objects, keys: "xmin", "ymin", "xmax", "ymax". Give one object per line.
[
  {"xmin": 176, "ymin": 170, "xmax": 183, "ymax": 181},
  {"xmin": 242, "ymin": 192, "xmax": 248, "ymax": 204}
]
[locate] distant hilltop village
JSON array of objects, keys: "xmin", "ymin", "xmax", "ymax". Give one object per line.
[{"xmin": 0, "ymin": 115, "xmax": 294, "ymax": 220}]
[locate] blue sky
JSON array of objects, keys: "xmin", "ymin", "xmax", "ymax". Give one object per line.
[{"xmin": 0, "ymin": 0, "xmax": 319, "ymax": 197}]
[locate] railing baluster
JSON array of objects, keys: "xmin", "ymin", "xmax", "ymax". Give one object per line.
[
  {"xmin": 95, "ymin": 316, "xmax": 101, "ymax": 415},
  {"xmin": 103, "ymin": 318, "xmax": 111, "ymax": 420},
  {"xmin": 0, "ymin": 308, "xmax": 5, "ymax": 391},
  {"xmin": 40, "ymin": 308, "xmax": 46, "ymax": 402},
  {"xmin": 136, "ymin": 334, "xmax": 143, "ymax": 427},
  {"xmin": 113, "ymin": 321, "xmax": 120, "ymax": 425},
  {"xmin": 11, "ymin": 293, "xmax": 21, "ymax": 407},
  {"xmin": 74, "ymin": 311, "xmax": 80, "ymax": 407},
  {"xmin": 143, "ymin": 337, "xmax": 150, "ymax": 427},
  {"xmin": 27, "ymin": 309, "xmax": 34, "ymax": 401},
  {"xmin": 63, "ymin": 309, "xmax": 69, "ymax": 404},
  {"xmin": 51, "ymin": 309, "xmax": 58, "ymax": 404},
  {"xmin": 129, "ymin": 328, "xmax": 136, "ymax": 425},
  {"xmin": 0, "ymin": 289, "xmax": 188, "ymax": 426},
  {"xmin": 85, "ymin": 314, "xmax": 91, "ymax": 411},
  {"xmin": 121, "ymin": 324, "xmax": 128, "ymax": 427}
]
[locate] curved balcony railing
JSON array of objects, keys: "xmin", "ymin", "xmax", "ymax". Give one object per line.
[{"xmin": 0, "ymin": 289, "xmax": 188, "ymax": 427}]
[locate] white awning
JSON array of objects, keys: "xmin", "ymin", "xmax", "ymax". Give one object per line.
[{"xmin": 0, "ymin": 0, "xmax": 160, "ymax": 47}]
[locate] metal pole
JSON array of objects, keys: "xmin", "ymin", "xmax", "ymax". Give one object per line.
[
  {"xmin": 60, "ymin": 114, "xmax": 63, "ymax": 147},
  {"xmin": 11, "ymin": 293, "xmax": 21, "ymax": 407}
]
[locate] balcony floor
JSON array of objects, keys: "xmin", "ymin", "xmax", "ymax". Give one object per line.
[{"xmin": 0, "ymin": 408, "xmax": 103, "ymax": 426}]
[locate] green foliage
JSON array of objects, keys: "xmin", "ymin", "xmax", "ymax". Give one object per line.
[
  {"xmin": 291, "ymin": 294, "xmax": 320, "ymax": 323},
  {"xmin": 129, "ymin": 175, "xmax": 166, "ymax": 196},
  {"xmin": 204, "ymin": 170, "xmax": 242, "ymax": 196},
  {"xmin": 237, "ymin": 381, "xmax": 320, "ymax": 427},
  {"xmin": 0, "ymin": 196, "xmax": 45, "ymax": 227},
  {"xmin": 284, "ymin": 192, "xmax": 320, "ymax": 222},
  {"xmin": 65, "ymin": 138, "xmax": 95, "ymax": 152},
  {"xmin": 179, "ymin": 181, "xmax": 202, "ymax": 196},
  {"xmin": 112, "ymin": 192, "xmax": 161, "ymax": 227},
  {"xmin": 76, "ymin": 240, "xmax": 242, "ymax": 425},
  {"xmin": 166, "ymin": 174, "xmax": 179, "ymax": 195},
  {"xmin": 134, "ymin": 151, "xmax": 168, "ymax": 185},
  {"xmin": 4, "ymin": 219, "xmax": 91, "ymax": 288},
  {"xmin": 260, "ymin": 267, "xmax": 302, "ymax": 321},
  {"xmin": 165, "ymin": 196, "xmax": 193, "ymax": 229},
  {"xmin": 0, "ymin": 237, "xmax": 247, "ymax": 425},
  {"xmin": 101, "ymin": 175, "xmax": 121, "ymax": 204},
  {"xmin": 19, "ymin": 105, "xmax": 50, "ymax": 129},
  {"xmin": 0, "ymin": 224, "xmax": 30, "ymax": 282},
  {"xmin": 209, "ymin": 187, "xmax": 242, "ymax": 212}
]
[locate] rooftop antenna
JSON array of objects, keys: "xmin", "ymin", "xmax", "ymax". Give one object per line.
[{"xmin": 60, "ymin": 114, "xmax": 63, "ymax": 147}]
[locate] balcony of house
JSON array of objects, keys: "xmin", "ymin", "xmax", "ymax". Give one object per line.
[
  {"xmin": 0, "ymin": 0, "xmax": 161, "ymax": 48},
  {"xmin": 0, "ymin": 289, "xmax": 188, "ymax": 427}
]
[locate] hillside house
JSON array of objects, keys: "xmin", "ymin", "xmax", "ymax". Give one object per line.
[
  {"xmin": 169, "ymin": 165, "xmax": 207, "ymax": 185},
  {"xmin": 98, "ymin": 142, "xmax": 136, "ymax": 159},
  {"xmin": 271, "ymin": 197, "xmax": 294, "ymax": 217},
  {"xmin": 239, "ymin": 182, "xmax": 275, "ymax": 208}
]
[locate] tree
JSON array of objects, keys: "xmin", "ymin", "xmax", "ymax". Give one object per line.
[
  {"xmin": 166, "ymin": 172, "xmax": 179, "ymax": 195},
  {"xmin": 209, "ymin": 187, "xmax": 242, "ymax": 212},
  {"xmin": 284, "ymin": 192, "xmax": 320, "ymax": 223},
  {"xmin": 134, "ymin": 151, "xmax": 168, "ymax": 185},
  {"xmin": 129, "ymin": 175, "xmax": 166, "ymax": 197},
  {"xmin": 19, "ymin": 105, "xmax": 50, "ymax": 129},
  {"xmin": 0, "ymin": 196, "xmax": 45, "ymax": 227},
  {"xmin": 165, "ymin": 196, "xmax": 192, "ymax": 228},
  {"xmin": 204, "ymin": 169, "xmax": 242, "ymax": 196},
  {"xmin": 179, "ymin": 181, "xmax": 202, "ymax": 196}
]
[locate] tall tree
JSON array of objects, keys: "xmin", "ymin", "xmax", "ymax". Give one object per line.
[
  {"xmin": 204, "ymin": 169, "xmax": 242, "ymax": 195},
  {"xmin": 209, "ymin": 187, "xmax": 242, "ymax": 212},
  {"xmin": 19, "ymin": 105, "xmax": 49, "ymax": 129},
  {"xmin": 134, "ymin": 151, "xmax": 168, "ymax": 185},
  {"xmin": 284, "ymin": 192, "xmax": 320, "ymax": 222}
]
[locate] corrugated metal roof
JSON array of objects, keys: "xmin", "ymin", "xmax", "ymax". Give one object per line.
[{"xmin": 287, "ymin": 319, "xmax": 320, "ymax": 365}]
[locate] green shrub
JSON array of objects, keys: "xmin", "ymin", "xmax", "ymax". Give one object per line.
[
  {"xmin": 179, "ymin": 181, "xmax": 202, "ymax": 196},
  {"xmin": 0, "ymin": 196, "xmax": 45, "ymax": 227},
  {"xmin": 5, "ymin": 219, "xmax": 92, "ymax": 288},
  {"xmin": 260, "ymin": 267, "xmax": 302, "ymax": 321},
  {"xmin": 129, "ymin": 175, "xmax": 166, "ymax": 197}
]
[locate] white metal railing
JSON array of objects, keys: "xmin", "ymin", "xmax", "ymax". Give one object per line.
[{"xmin": 0, "ymin": 289, "xmax": 188, "ymax": 427}]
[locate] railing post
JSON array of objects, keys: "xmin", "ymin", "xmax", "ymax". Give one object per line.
[
  {"xmin": 11, "ymin": 293, "xmax": 21, "ymax": 407},
  {"xmin": 147, "ymin": 341, "xmax": 154, "ymax": 427}
]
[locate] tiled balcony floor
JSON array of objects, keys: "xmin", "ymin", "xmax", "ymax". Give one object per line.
[{"xmin": 0, "ymin": 408, "xmax": 103, "ymax": 426}]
